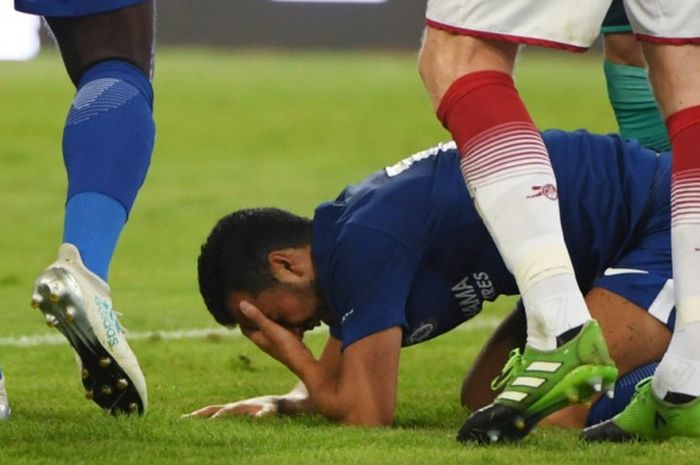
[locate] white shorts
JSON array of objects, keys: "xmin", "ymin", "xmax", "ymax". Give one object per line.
[{"xmin": 426, "ymin": 0, "xmax": 700, "ymax": 50}]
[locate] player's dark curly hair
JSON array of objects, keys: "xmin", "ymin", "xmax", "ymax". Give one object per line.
[{"xmin": 197, "ymin": 208, "xmax": 313, "ymax": 327}]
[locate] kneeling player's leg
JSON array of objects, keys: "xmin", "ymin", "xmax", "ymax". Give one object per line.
[
  {"xmin": 545, "ymin": 288, "xmax": 670, "ymax": 428},
  {"xmin": 460, "ymin": 303, "xmax": 525, "ymax": 414},
  {"xmin": 460, "ymin": 288, "xmax": 670, "ymax": 428}
]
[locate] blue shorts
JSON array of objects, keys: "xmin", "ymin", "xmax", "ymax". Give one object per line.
[
  {"xmin": 15, "ymin": 0, "xmax": 147, "ymax": 17},
  {"xmin": 594, "ymin": 153, "xmax": 675, "ymax": 330}
]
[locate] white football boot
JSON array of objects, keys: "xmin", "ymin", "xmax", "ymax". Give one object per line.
[
  {"xmin": 31, "ymin": 244, "xmax": 147, "ymax": 415},
  {"xmin": 0, "ymin": 369, "xmax": 10, "ymax": 420}
]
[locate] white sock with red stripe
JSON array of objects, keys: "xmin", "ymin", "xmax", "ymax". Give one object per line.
[
  {"xmin": 653, "ymin": 105, "xmax": 700, "ymax": 400},
  {"xmin": 437, "ymin": 71, "xmax": 590, "ymax": 351}
]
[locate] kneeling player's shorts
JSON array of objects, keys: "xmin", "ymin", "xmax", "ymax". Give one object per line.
[
  {"xmin": 425, "ymin": 0, "xmax": 700, "ymax": 50},
  {"xmin": 15, "ymin": 0, "xmax": 148, "ymax": 17},
  {"xmin": 594, "ymin": 153, "xmax": 675, "ymax": 330}
]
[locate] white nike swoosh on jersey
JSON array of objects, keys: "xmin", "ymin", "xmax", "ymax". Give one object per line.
[{"xmin": 603, "ymin": 268, "xmax": 649, "ymax": 276}]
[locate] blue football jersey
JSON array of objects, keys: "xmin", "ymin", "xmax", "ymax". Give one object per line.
[{"xmin": 312, "ymin": 130, "xmax": 668, "ymax": 349}]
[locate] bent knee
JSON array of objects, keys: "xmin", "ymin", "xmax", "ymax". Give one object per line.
[
  {"xmin": 47, "ymin": 1, "xmax": 154, "ymax": 85},
  {"xmin": 418, "ymin": 26, "xmax": 518, "ymax": 110}
]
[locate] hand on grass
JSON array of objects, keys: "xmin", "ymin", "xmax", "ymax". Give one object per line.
[{"xmin": 184, "ymin": 395, "xmax": 281, "ymax": 419}]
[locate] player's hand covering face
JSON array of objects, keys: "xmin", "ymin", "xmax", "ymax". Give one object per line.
[{"xmin": 238, "ymin": 300, "xmax": 315, "ymax": 368}]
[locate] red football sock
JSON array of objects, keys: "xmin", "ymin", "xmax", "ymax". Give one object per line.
[
  {"xmin": 438, "ymin": 71, "xmax": 532, "ymax": 146},
  {"xmin": 437, "ymin": 71, "xmax": 551, "ymax": 186},
  {"xmin": 668, "ymin": 104, "xmax": 700, "ymax": 201}
]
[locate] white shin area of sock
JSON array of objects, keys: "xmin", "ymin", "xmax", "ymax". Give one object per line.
[
  {"xmin": 469, "ymin": 173, "xmax": 591, "ymax": 351},
  {"xmin": 521, "ymin": 274, "xmax": 591, "ymax": 351},
  {"xmin": 672, "ymin": 221, "xmax": 700, "ymax": 330},
  {"xmin": 651, "ymin": 221, "xmax": 700, "ymax": 398},
  {"xmin": 652, "ymin": 321, "xmax": 700, "ymax": 399}
]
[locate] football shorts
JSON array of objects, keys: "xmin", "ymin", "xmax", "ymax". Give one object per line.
[
  {"xmin": 594, "ymin": 155, "xmax": 675, "ymax": 330},
  {"xmin": 15, "ymin": 0, "xmax": 148, "ymax": 17},
  {"xmin": 426, "ymin": 0, "xmax": 700, "ymax": 49}
]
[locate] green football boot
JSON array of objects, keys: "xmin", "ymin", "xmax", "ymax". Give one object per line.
[
  {"xmin": 582, "ymin": 377, "xmax": 700, "ymax": 441},
  {"xmin": 458, "ymin": 319, "xmax": 618, "ymax": 444}
]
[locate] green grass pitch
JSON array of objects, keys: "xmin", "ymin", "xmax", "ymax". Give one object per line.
[{"xmin": 1, "ymin": 49, "xmax": 697, "ymax": 464}]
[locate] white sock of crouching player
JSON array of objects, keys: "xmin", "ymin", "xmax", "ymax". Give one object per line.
[
  {"xmin": 652, "ymin": 106, "xmax": 700, "ymax": 402},
  {"xmin": 437, "ymin": 71, "xmax": 591, "ymax": 352}
]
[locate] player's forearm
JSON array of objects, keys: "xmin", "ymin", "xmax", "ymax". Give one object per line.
[
  {"xmin": 271, "ymin": 335, "xmax": 373, "ymax": 424},
  {"xmin": 284, "ymin": 356, "xmax": 356, "ymax": 422},
  {"xmin": 290, "ymin": 354, "xmax": 395, "ymax": 426},
  {"xmin": 280, "ymin": 357, "xmax": 389, "ymax": 425},
  {"xmin": 238, "ymin": 301, "xmax": 398, "ymax": 426}
]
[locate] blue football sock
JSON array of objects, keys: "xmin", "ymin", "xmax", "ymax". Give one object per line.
[
  {"xmin": 63, "ymin": 192, "xmax": 127, "ymax": 281},
  {"xmin": 62, "ymin": 60, "xmax": 155, "ymax": 281},
  {"xmin": 586, "ymin": 361, "xmax": 659, "ymax": 426}
]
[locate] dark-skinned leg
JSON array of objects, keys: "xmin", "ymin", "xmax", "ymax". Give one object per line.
[
  {"xmin": 46, "ymin": 1, "xmax": 154, "ymax": 85},
  {"xmin": 460, "ymin": 305, "xmax": 525, "ymax": 413}
]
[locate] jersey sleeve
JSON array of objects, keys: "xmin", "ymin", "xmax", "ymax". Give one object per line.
[{"xmin": 326, "ymin": 224, "xmax": 419, "ymax": 349}]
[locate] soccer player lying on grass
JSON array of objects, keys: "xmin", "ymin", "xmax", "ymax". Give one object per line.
[{"xmin": 189, "ymin": 129, "xmax": 698, "ymax": 441}]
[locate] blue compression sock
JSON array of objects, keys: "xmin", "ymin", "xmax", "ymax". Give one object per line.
[
  {"xmin": 62, "ymin": 60, "xmax": 155, "ymax": 281},
  {"xmin": 586, "ymin": 361, "xmax": 659, "ymax": 426}
]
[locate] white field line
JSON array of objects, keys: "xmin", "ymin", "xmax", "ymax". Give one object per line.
[{"xmin": 0, "ymin": 317, "xmax": 501, "ymax": 348}]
